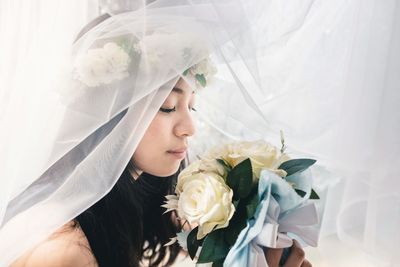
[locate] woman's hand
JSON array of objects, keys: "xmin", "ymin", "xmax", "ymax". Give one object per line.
[{"xmin": 263, "ymin": 240, "xmax": 312, "ymax": 267}]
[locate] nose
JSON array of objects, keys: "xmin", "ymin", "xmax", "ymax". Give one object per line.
[{"xmin": 173, "ymin": 110, "xmax": 196, "ymax": 137}]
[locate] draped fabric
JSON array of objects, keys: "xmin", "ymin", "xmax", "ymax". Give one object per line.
[{"xmin": 1, "ymin": 0, "xmax": 399, "ymax": 266}]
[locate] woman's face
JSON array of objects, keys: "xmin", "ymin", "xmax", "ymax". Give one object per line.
[{"xmin": 131, "ymin": 78, "xmax": 196, "ymax": 177}]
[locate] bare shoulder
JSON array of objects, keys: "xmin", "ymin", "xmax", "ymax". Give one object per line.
[{"xmin": 10, "ymin": 221, "xmax": 98, "ymax": 267}]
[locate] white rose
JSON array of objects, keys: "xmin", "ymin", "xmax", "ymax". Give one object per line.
[
  {"xmin": 198, "ymin": 159, "xmax": 227, "ymax": 178},
  {"xmin": 176, "ymin": 159, "xmax": 228, "ymax": 196},
  {"xmin": 204, "ymin": 140, "xmax": 289, "ymax": 178},
  {"xmin": 76, "ymin": 42, "xmax": 131, "ymax": 87},
  {"xmin": 175, "ymin": 160, "xmax": 202, "ymax": 195},
  {"xmin": 176, "ymin": 172, "xmax": 235, "ymax": 239},
  {"xmin": 190, "ymin": 57, "xmax": 217, "ymax": 77}
]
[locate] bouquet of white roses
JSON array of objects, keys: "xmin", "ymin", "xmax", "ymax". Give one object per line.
[{"xmin": 163, "ymin": 139, "xmax": 320, "ymax": 267}]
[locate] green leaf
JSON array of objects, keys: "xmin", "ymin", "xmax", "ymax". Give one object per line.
[
  {"xmin": 295, "ymin": 189, "xmax": 307, "ymax": 198},
  {"xmin": 224, "ymin": 203, "xmax": 247, "ymax": 246},
  {"xmin": 212, "ymin": 260, "xmax": 225, "ymax": 267},
  {"xmin": 116, "ymin": 38, "xmax": 137, "ymax": 58},
  {"xmin": 278, "ymin": 159, "xmax": 316, "ymax": 176},
  {"xmin": 187, "ymin": 227, "xmax": 200, "ymax": 260},
  {"xmin": 245, "ymin": 192, "xmax": 259, "ymax": 219},
  {"xmin": 116, "ymin": 38, "xmax": 129, "ymax": 49},
  {"xmin": 183, "ymin": 69, "xmax": 189, "ymax": 76},
  {"xmin": 216, "ymin": 158, "xmax": 232, "ymax": 172},
  {"xmin": 310, "ymin": 189, "xmax": 320, "ymax": 199},
  {"xmin": 195, "ymin": 73, "xmax": 207, "ymax": 87},
  {"xmin": 216, "ymin": 158, "xmax": 228, "ymax": 167},
  {"xmin": 197, "ymin": 229, "xmax": 229, "ymax": 263},
  {"xmin": 226, "ymin": 158, "xmax": 253, "ymax": 199}
]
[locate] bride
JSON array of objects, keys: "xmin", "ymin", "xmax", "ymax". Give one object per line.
[
  {"xmin": 2, "ymin": 0, "xmax": 399, "ymax": 266},
  {"xmin": 5, "ymin": 6, "xmax": 310, "ymax": 267}
]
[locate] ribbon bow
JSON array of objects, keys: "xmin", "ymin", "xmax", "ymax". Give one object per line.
[{"xmin": 223, "ymin": 170, "xmax": 321, "ymax": 267}]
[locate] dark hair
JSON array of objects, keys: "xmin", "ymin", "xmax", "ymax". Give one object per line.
[
  {"xmin": 73, "ymin": 13, "xmax": 184, "ymax": 267},
  {"xmin": 75, "ymin": 161, "xmax": 184, "ymax": 267}
]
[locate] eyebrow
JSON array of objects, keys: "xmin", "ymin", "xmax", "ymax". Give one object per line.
[{"xmin": 172, "ymin": 87, "xmax": 195, "ymax": 95}]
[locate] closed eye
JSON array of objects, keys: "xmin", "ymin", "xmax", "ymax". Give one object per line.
[
  {"xmin": 159, "ymin": 106, "xmax": 197, "ymax": 113},
  {"xmin": 159, "ymin": 107, "xmax": 176, "ymax": 113}
]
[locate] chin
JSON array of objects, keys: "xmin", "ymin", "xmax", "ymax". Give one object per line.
[
  {"xmin": 164, "ymin": 166, "xmax": 181, "ymax": 177},
  {"xmin": 149, "ymin": 164, "xmax": 181, "ymax": 177}
]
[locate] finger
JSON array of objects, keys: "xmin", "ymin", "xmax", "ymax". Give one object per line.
[
  {"xmin": 282, "ymin": 240, "xmax": 305, "ymax": 267},
  {"xmin": 263, "ymin": 247, "xmax": 283, "ymax": 267},
  {"xmin": 300, "ymin": 259, "xmax": 312, "ymax": 267}
]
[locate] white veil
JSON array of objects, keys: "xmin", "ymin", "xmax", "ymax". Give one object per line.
[{"xmin": 1, "ymin": 0, "xmax": 399, "ymax": 266}]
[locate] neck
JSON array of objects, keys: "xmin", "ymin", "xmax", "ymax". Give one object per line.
[{"xmin": 128, "ymin": 162, "xmax": 143, "ymax": 180}]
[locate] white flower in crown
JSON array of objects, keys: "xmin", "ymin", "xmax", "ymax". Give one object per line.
[
  {"xmin": 134, "ymin": 32, "xmax": 216, "ymax": 87},
  {"xmin": 135, "ymin": 33, "xmax": 186, "ymax": 67},
  {"xmin": 75, "ymin": 42, "xmax": 131, "ymax": 87},
  {"xmin": 184, "ymin": 57, "xmax": 217, "ymax": 88}
]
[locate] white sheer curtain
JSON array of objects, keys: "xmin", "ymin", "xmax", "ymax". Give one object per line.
[
  {"xmin": 316, "ymin": 1, "xmax": 400, "ymax": 265},
  {"xmin": 0, "ymin": 1, "xmax": 101, "ymax": 264},
  {"xmin": 261, "ymin": 1, "xmax": 400, "ymax": 266},
  {"xmin": 191, "ymin": 1, "xmax": 400, "ymax": 266},
  {"xmin": 0, "ymin": 0, "xmax": 399, "ymax": 266}
]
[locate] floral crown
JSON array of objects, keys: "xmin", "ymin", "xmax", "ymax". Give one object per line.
[
  {"xmin": 182, "ymin": 57, "xmax": 217, "ymax": 88},
  {"xmin": 74, "ymin": 37, "xmax": 217, "ymax": 89}
]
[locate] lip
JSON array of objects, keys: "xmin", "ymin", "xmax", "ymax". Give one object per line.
[{"xmin": 167, "ymin": 148, "xmax": 187, "ymax": 159}]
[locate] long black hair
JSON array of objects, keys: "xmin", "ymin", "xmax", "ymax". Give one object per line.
[
  {"xmin": 72, "ymin": 13, "xmax": 184, "ymax": 267},
  {"xmin": 75, "ymin": 160, "xmax": 184, "ymax": 267}
]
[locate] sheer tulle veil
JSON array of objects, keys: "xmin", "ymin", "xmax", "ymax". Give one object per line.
[{"xmin": 0, "ymin": 0, "xmax": 399, "ymax": 266}]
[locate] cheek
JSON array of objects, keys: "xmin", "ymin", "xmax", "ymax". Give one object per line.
[
  {"xmin": 136, "ymin": 116, "xmax": 168, "ymax": 155},
  {"xmin": 143, "ymin": 115, "xmax": 170, "ymax": 143},
  {"xmin": 131, "ymin": 115, "xmax": 178, "ymax": 175}
]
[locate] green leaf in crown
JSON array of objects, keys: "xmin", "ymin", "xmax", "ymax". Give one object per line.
[{"xmin": 195, "ymin": 73, "xmax": 207, "ymax": 87}]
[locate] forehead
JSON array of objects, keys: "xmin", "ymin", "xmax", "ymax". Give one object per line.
[{"xmin": 171, "ymin": 78, "xmax": 195, "ymax": 96}]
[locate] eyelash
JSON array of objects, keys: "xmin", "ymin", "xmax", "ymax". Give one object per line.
[{"xmin": 159, "ymin": 106, "xmax": 197, "ymax": 113}]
